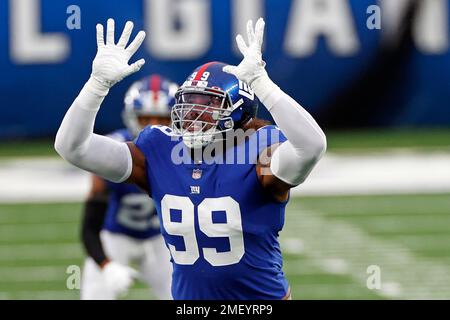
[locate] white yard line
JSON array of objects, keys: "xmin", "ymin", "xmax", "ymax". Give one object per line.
[
  {"xmin": 0, "ymin": 158, "xmax": 90, "ymax": 203},
  {"xmin": 0, "ymin": 290, "xmax": 79, "ymax": 300},
  {"xmin": 0, "ymin": 266, "xmax": 69, "ymax": 282},
  {"xmin": 292, "ymin": 150, "xmax": 450, "ymax": 196},
  {"xmin": 0, "ymin": 243, "xmax": 82, "ymax": 261},
  {"xmin": 0, "ymin": 288, "xmax": 153, "ymax": 300},
  {"xmin": 1, "ymin": 151, "xmax": 450, "ymax": 203},
  {"xmin": 281, "ymin": 206, "xmax": 450, "ymax": 299}
]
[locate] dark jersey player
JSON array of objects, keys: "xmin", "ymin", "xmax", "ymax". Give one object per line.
[{"xmin": 55, "ymin": 18, "xmax": 326, "ymax": 299}]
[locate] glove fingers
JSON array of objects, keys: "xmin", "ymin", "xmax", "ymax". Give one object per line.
[
  {"xmin": 236, "ymin": 34, "xmax": 248, "ymax": 56},
  {"xmin": 255, "ymin": 18, "xmax": 265, "ymax": 47},
  {"xmin": 96, "ymin": 24, "xmax": 105, "ymax": 47},
  {"xmin": 117, "ymin": 21, "xmax": 134, "ymax": 48},
  {"xmin": 125, "ymin": 59, "xmax": 146, "ymax": 77},
  {"xmin": 246, "ymin": 20, "xmax": 256, "ymax": 44},
  {"xmin": 106, "ymin": 18, "xmax": 115, "ymax": 45},
  {"xmin": 126, "ymin": 31, "xmax": 146, "ymax": 57}
]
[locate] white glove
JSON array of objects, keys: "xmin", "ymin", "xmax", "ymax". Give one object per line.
[
  {"xmin": 102, "ymin": 261, "xmax": 139, "ymax": 298},
  {"xmin": 223, "ymin": 18, "xmax": 282, "ymax": 108},
  {"xmin": 223, "ymin": 18, "xmax": 268, "ymax": 87},
  {"xmin": 89, "ymin": 18, "xmax": 146, "ymax": 95}
]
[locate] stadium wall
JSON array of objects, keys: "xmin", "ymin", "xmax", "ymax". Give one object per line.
[{"xmin": 0, "ymin": 0, "xmax": 449, "ymax": 139}]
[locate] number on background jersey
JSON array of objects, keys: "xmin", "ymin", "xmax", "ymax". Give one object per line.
[
  {"xmin": 161, "ymin": 195, "xmax": 244, "ymax": 266},
  {"xmin": 117, "ymin": 194, "xmax": 157, "ymax": 231}
]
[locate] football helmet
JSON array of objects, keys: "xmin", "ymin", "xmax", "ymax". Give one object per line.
[
  {"xmin": 171, "ymin": 61, "xmax": 259, "ymax": 149},
  {"xmin": 123, "ymin": 74, "xmax": 178, "ymax": 136}
]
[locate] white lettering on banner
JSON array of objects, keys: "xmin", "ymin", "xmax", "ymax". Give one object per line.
[
  {"xmin": 284, "ymin": 0, "xmax": 360, "ymax": 57},
  {"xmin": 6, "ymin": 0, "xmax": 449, "ymax": 64},
  {"xmin": 10, "ymin": 0, "xmax": 70, "ymax": 64},
  {"xmin": 145, "ymin": 0, "xmax": 211, "ymax": 59},
  {"xmin": 413, "ymin": 0, "xmax": 449, "ymax": 54},
  {"xmin": 380, "ymin": 0, "xmax": 448, "ymax": 54},
  {"xmin": 232, "ymin": 0, "xmax": 264, "ymax": 54}
]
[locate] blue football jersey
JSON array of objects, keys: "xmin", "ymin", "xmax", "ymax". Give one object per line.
[
  {"xmin": 102, "ymin": 129, "xmax": 161, "ymax": 239},
  {"xmin": 135, "ymin": 125, "xmax": 290, "ymax": 299}
]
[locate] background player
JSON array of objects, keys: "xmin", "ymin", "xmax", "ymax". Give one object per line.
[{"xmin": 80, "ymin": 75, "xmax": 178, "ymax": 300}]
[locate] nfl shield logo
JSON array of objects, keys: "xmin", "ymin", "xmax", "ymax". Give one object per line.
[{"xmin": 192, "ymin": 169, "xmax": 202, "ymax": 180}]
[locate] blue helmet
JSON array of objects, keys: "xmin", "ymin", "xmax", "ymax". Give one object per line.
[
  {"xmin": 171, "ymin": 61, "xmax": 259, "ymax": 149},
  {"xmin": 123, "ymin": 74, "xmax": 178, "ymax": 136}
]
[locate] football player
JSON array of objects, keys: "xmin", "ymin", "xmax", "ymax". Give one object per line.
[
  {"xmin": 55, "ymin": 18, "xmax": 326, "ymax": 299},
  {"xmin": 80, "ymin": 75, "xmax": 177, "ymax": 300}
]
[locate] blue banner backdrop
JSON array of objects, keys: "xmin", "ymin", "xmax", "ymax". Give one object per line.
[{"xmin": 0, "ymin": 0, "xmax": 449, "ymax": 138}]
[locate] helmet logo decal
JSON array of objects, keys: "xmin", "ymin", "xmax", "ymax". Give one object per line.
[{"xmin": 238, "ymin": 80, "xmax": 255, "ymax": 101}]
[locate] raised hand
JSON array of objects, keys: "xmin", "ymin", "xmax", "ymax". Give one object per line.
[
  {"xmin": 223, "ymin": 18, "xmax": 268, "ymax": 87},
  {"xmin": 92, "ymin": 19, "xmax": 146, "ymax": 89}
]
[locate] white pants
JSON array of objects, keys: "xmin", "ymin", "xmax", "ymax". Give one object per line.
[{"xmin": 81, "ymin": 230, "xmax": 173, "ymax": 300}]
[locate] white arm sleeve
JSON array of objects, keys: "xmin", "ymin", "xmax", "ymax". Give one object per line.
[
  {"xmin": 251, "ymin": 76, "xmax": 327, "ymax": 186},
  {"xmin": 54, "ymin": 78, "xmax": 133, "ymax": 183}
]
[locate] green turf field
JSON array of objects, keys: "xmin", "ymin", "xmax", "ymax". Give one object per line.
[{"xmin": 1, "ymin": 194, "xmax": 449, "ymax": 299}]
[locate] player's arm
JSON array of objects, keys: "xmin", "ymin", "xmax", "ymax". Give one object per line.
[
  {"xmin": 54, "ymin": 19, "xmax": 148, "ymax": 190},
  {"xmin": 126, "ymin": 142, "xmax": 148, "ymax": 190},
  {"xmin": 81, "ymin": 175, "xmax": 110, "ymax": 268},
  {"xmin": 224, "ymin": 19, "xmax": 327, "ymax": 201}
]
